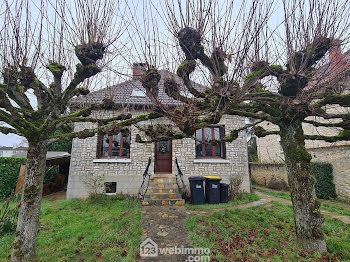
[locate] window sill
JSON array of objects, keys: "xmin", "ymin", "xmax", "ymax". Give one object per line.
[
  {"xmin": 93, "ymin": 158, "xmax": 131, "ymax": 163},
  {"xmin": 193, "ymin": 159, "xmax": 230, "ymax": 164}
]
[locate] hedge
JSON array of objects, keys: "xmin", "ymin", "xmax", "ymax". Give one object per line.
[
  {"xmin": 0, "ymin": 157, "xmax": 26, "ymax": 198},
  {"xmin": 0, "ymin": 158, "xmax": 59, "ymax": 198},
  {"xmin": 311, "ymin": 162, "xmax": 336, "ymax": 200}
]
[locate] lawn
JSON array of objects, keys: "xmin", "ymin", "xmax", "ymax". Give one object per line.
[
  {"xmin": 185, "ymin": 201, "xmax": 350, "ymax": 261},
  {"xmin": 256, "ymin": 188, "xmax": 291, "ymax": 200},
  {"xmin": 257, "ymin": 187, "xmax": 350, "ymax": 217},
  {"xmin": 0, "ymin": 195, "xmax": 142, "ymax": 262},
  {"xmin": 185, "ymin": 193, "xmax": 260, "ymax": 211}
]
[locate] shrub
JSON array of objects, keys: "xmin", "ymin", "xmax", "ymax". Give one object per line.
[
  {"xmin": 0, "ymin": 157, "xmax": 26, "ymax": 198},
  {"xmin": 0, "ymin": 158, "xmax": 61, "ymax": 198},
  {"xmin": 87, "ymin": 193, "xmax": 138, "ymax": 203},
  {"xmin": 82, "ymin": 173, "xmax": 105, "ymax": 197},
  {"xmin": 267, "ymin": 177, "xmax": 288, "ymax": 191},
  {"xmin": 311, "ymin": 162, "xmax": 336, "ymax": 200},
  {"xmin": 0, "ymin": 193, "xmax": 19, "ymax": 235},
  {"xmin": 182, "ymin": 189, "xmax": 191, "ymax": 203}
]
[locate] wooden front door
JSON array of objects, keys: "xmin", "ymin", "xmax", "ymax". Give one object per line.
[{"xmin": 154, "ymin": 140, "xmax": 172, "ymax": 173}]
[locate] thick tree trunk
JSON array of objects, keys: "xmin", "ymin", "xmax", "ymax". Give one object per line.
[
  {"xmin": 11, "ymin": 142, "xmax": 48, "ymax": 262},
  {"xmin": 279, "ymin": 120, "xmax": 327, "ymax": 254}
]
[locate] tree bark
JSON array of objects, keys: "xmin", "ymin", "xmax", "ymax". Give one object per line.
[
  {"xmin": 11, "ymin": 142, "xmax": 48, "ymax": 262},
  {"xmin": 279, "ymin": 119, "xmax": 327, "ymax": 253}
]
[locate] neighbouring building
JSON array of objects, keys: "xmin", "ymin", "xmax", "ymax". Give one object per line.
[
  {"xmin": 67, "ymin": 63, "xmax": 251, "ymax": 199},
  {"xmin": 254, "ymin": 42, "xmax": 350, "ymax": 200},
  {"xmin": 0, "ymin": 146, "xmax": 28, "ymax": 158}
]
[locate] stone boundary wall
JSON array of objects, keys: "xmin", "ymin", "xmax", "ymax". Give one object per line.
[
  {"xmin": 309, "ymin": 146, "xmax": 350, "ymax": 201},
  {"xmin": 250, "ymin": 163, "xmax": 287, "ymax": 186},
  {"xmin": 250, "ymin": 145, "xmax": 350, "ymax": 201}
]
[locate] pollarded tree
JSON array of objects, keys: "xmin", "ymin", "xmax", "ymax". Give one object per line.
[
  {"xmin": 129, "ymin": 0, "xmax": 350, "ymax": 254},
  {"xmin": 0, "ymin": 1, "xmax": 158, "ymax": 260}
]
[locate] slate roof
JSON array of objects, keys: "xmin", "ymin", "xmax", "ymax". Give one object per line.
[
  {"xmin": 0, "ymin": 146, "xmax": 13, "ymax": 150},
  {"xmin": 70, "ymin": 70, "xmax": 208, "ymax": 108},
  {"xmin": 0, "ymin": 146, "xmax": 28, "ymax": 151}
]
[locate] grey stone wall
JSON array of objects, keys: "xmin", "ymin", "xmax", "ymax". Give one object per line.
[
  {"xmin": 250, "ymin": 146, "xmax": 350, "ymax": 201},
  {"xmin": 310, "ymin": 146, "xmax": 350, "ymax": 201},
  {"xmin": 67, "ymin": 110, "xmax": 250, "ymax": 198},
  {"xmin": 250, "ymin": 162, "xmax": 287, "ymax": 186}
]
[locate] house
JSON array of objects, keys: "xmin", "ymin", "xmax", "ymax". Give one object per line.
[
  {"xmin": 0, "ymin": 146, "xmax": 28, "ymax": 158},
  {"xmin": 66, "ymin": 63, "xmax": 251, "ymax": 199},
  {"xmin": 254, "ymin": 42, "xmax": 350, "ymax": 200}
]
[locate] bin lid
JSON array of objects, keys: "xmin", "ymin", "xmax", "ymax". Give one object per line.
[
  {"xmin": 188, "ymin": 176, "xmax": 205, "ymax": 181},
  {"xmin": 203, "ymin": 175, "xmax": 221, "ymax": 179}
]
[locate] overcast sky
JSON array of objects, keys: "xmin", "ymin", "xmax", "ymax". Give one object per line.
[{"xmin": 1, "ymin": 0, "xmax": 349, "ymax": 147}]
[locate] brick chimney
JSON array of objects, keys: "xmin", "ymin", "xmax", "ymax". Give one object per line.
[
  {"xmin": 132, "ymin": 63, "xmax": 147, "ymax": 80},
  {"xmin": 329, "ymin": 39, "xmax": 343, "ymax": 68}
]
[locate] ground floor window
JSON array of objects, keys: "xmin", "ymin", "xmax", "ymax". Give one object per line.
[
  {"xmin": 195, "ymin": 127, "xmax": 226, "ymax": 158},
  {"xmin": 97, "ymin": 131, "xmax": 131, "ymax": 158},
  {"xmin": 105, "ymin": 182, "xmax": 117, "ymax": 194}
]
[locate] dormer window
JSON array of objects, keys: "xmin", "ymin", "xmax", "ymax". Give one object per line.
[
  {"xmin": 131, "ymin": 89, "xmax": 146, "ymax": 97},
  {"xmin": 180, "ymin": 90, "xmax": 194, "ymax": 98}
]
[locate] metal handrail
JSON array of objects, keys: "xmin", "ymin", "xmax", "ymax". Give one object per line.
[
  {"xmin": 175, "ymin": 157, "xmax": 186, "ymax": 195},
  {"xmin": 138, "ymin": 157, "xmax": 152, "ymax": 200}
]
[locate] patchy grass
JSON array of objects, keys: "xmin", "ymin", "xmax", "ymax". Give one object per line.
[
  {"xmin": 257, "ymin": 187, "xmax": 350, "ymax": 217},
  {"xmin": 0, "ymin": 195, "xmax": 142, "ymax": 262},
  {"xmin": 185, "ymin": 193, "xmax": 260, "ymax": 211},
  {"xmin": 257, "ymin": 188, "xmax": 291, "ymax": 200},
  {"xmin": 185, "ymin": 201, "xmax": 350, "ymax": 261},
  {"xmin": 321, "ymin": 202, "xmax": 350, "ymax": 217}
]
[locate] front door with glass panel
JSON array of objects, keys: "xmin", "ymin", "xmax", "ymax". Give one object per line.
[{"xmin": 154, "ymin": 140, "xmax": 172, "ymax": 173}]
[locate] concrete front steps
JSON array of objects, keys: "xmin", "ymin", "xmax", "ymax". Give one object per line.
[{"xmin": 142, "ymin": 173, "xmax": 185, "ymax": 206}]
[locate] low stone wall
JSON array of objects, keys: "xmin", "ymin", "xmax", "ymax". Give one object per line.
[
  {"xmin": 250, "ymin": 145, "xmax": 350, "ymax": 201},
  {"xmin": 250, "ymin": 163, "xmax": 287, "ymax": 186}
]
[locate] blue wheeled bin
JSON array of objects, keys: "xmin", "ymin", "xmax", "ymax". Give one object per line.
[{"xmin": 188, "ymin": 176, "xmax": 205, "ymax": 205}]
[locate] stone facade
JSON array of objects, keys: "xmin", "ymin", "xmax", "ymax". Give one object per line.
[
  {"xmin": 251, "ymin": 145, "xmax": 350, "ymax": 201},
  {"xmin": 67, "ymin": 110, "xmax": 251, "ymax": 198}
]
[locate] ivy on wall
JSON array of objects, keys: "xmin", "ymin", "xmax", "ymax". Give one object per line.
[{"xmin": 311, "ymin": 162, "xmax": 337, "ymax": 200}]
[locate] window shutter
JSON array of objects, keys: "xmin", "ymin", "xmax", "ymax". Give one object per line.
[
  {"xmin": 221, "ymin": 126, "xmax": 226, "ymax": 159},
  {"xmin": 96, "ymin": 132, "xmax": 103, "ymax": 158}
]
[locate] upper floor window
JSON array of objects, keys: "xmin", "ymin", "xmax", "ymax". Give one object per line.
[
  {"xmin": 97, "ymin": 131, "xmax": 131, "ymax": 158},
  {"xmin": 195, "ymin": 127, "xmax": 226, "ymax": 158}
]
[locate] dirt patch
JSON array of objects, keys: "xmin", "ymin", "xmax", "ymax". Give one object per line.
[{"xmin": 44, "ymin": 191, "xmax": 66, "ymax": 201}]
